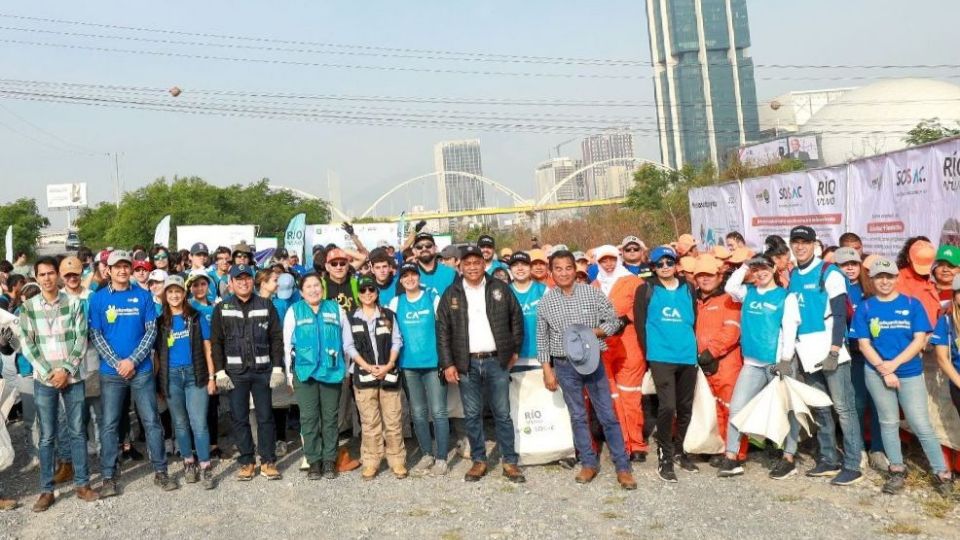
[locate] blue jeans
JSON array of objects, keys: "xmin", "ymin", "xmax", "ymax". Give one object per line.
[
  {"xmin": 458, "ymin": 358, "xmax": 517, "ymax": 465},
  {"xmin": 403, "ymin": 368, "xmax": 449, "ymax": 460},
  {"xmin": 850, "ymin": 354, "xmax": 884, "ymax": 453},
  {"xmin": 554, "ymin": 358, "xmax": 630, "ymax": 472},
  {"xmin": 863, "ymin": 368, "xmax": 948, "ymax": 474},
  {"xmin": 35, "ymin": 380, "xmax": 89, "ymax": 492},
  {"xmin": 726, "ymin": 364, "xmax": 800, "ymax": 456},
  {"xmin": 166, "ymin": 366, "xmax": 211, "ymax": 463},
  {"xmin": 100, "ymin": 371, "xmax": 167, "ymax": 478},
  {"xmin": 801, "ymin": 360, "xmax": 862, "ymax": 471}
]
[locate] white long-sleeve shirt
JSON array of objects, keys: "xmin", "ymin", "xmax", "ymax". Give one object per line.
[{"xmin": 725, "ymin": 265, "xmax": 801, "ymax": 365}]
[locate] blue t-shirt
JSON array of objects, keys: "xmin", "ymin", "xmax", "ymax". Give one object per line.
[
  {"xmin": 189, "ymin": 298, "xmax": 215, "ymax": 328},
  {"xmin": 645, "ymin": 284, "xmax": 697, "ymax": 365},
  {"xmin": 419, "ymin": 263, "xmax": 456, "ymax": 297},
  {"xmin": 166, "ymin": 313, "xmax": 212, "ymax": 369},
  {"xmin": 89, "ymin": 285, "xmax": 158, "ymax": 376},
  {"xmin": 273, "ymin": 296, "xmax": 292, "ymax": 324},
  {"xmin": 931, "ymin": 314, "xmax": 960, "ymax": 376},
  {"xmin": 485, "ymin": 259, "xmax": 507, "ymax": 275},
  {"xmin": 511, "ymin": 281, "xmax": 547, "ymax": 359},
  {"xmin": 377, "ymin": 275, "xmax": 399, "ymax": 306},
  {"xmin": 850, "ymin": 294, "xmax": 932, "ymax": 378}
]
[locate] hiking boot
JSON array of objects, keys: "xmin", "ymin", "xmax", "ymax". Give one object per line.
[
  {"xmin": 75, "ymin": 485, "xmax": 99, "ymax": 502},
  {"xmin": 629, "ymin": 451, "xmax": 647, "ymax": 463},
  {"xmin": 184, "ymin": 463, "xmax": 200, "ymax": 484},
  {"xmin": 617, "ymin": 471, "xmax": 638, "ymax": 490},
  {"xmin": 411, "ymin": 454, "xmax": 435, "ymax": 476},
  {"xmin": 575, "ymin": 466, "xmax": 598, "ymax": 484},
  {"xmin": 675, "ymin": 453, "xmax": 699, "ymax": 473},
  {"xmin": 361, "ymin": 466, "xmax": 379, "ymax": 481},
  {"xmin": 322, "ymin": 461, "xmax": 337, "ymax": 480},
  {"xmin": 32, "ymin": 493, "xmax": 55, "ymax": 513},
  {"xmin": 276, "ymin": 441, "xmax": 288, "ymax": 458},
  {"xmin": 392, "ymin": 465, "xmax": 409, "ymax": 480},
  {"xmin": 100, "ymin": 478, "xmax": 119, "ymax": 498},
  {"xmin": 769, "ymin": 459, "xmax": 797, "ymax": 480},
  {"xmin": 868, "ymin": 451, "xmax": 890, "ymax": 473},
  {"xmin": 307, "ymin": 462, "xmax": 322, "ymax": 481},
  {"xmin": 717, "ymin": 458, "xmax": 744, "ymax": 478},
  {"xmin": 806, "ymin": 461, "xmax": 841, "ymax": 477},
  {"xmin": 236, "ymin": 463, "xmax": 256, "ymax": 481},
  {"xmin": 830, "ymin": 469, "xmax": 863, "ymax": 486},
  {"xmin": 430, "ymin": 460, "xmax": 449, "ymax": 477},
  {"xmin": 0, "ymin": 497, "xmax": 17, "ymax": 511},
  {"xmin": 933, "ymin": 475, "xmax": 954, "ymax": 498},
  {"xmin": 464, "ymin": 461, "xmax": 488, "ymax": 482},
  {"xmin": 882, "ymin": 470, "xmax": 906, "ymax": 495},
  {"xmin": 154, "ymin": 472, "xmax": 178, "ymax": 491},
  {"xmin": 53, "ymin": 461, "xmax": 74, "ymax": 484},
  {"xmin": 201, "ymin": 467, "xmax": 216, "ymax": 490},
  {"xmin": 260, "ymin": 462, "xmax": 282, "ymax": 480},
  {"xmin": 502, "ymin": 464, "xmax": 525, "ymax": 483}
]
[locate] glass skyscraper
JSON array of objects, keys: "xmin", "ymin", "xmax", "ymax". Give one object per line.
[{"xmin": 645, "ymin": 0, "xmax": 760, "ymax": 169}]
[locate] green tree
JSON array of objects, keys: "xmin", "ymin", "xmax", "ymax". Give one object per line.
[
  {"xmin": 904, "ymin": 118, "xmax": 960, "ymax": 146},
  {"xmin": 0, "ymin": 198, "xmax": 50, "ymax": 259}
]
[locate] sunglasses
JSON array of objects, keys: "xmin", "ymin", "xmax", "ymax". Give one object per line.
[
  {"xmin": 328, "ymin": 260, "xmax": 348, "ymax": 267},
  {"xmin": 359, "ymin": 286, "xmax": 377, "ymax": 294},
  {"xmin": 153, "ymin": 254, "xmax": 168, "ymax": 261},
  {"xmin": 134, "ymin": 268, "xmax": 149, "ymax": 273},
  {"xmin": 655, "ymin": 260, "xmax": 676, "ymax": 268},
  {"xmin": 414, "ymin": 243, "xmax": 434, "ymax": 250},
  {"xmin": 623, "ymin": 247, "xmax": 641, "ymax": 253}
]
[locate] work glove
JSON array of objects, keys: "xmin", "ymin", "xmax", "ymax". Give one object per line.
[
  {"xmin": 769, "ymin": 360, "xmax": 793, "ymax": 380},
  {"xmin": 818, "ymin": 351, "xmax": 840, "ymax": 373},
  {"xmin": 341, "ymin": 221, "xmax": 355, "ymax": 236},
  {"xmin": 414, "ymin": 220, "xmax": 427, "ymax": 233},
  {"xmin": 269, "ymin": 367, "xmax": 286, "ymax": 389},
  {"xmin": 214, "ymin": 370, "xmax": 235, "ymax": 392},
  {"xmin": 697, "ymin": 350, "xmax": 718, "ymax": 377}
]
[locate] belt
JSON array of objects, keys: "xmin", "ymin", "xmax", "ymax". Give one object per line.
[{"xmin": 469, "ymin": 351, "xmax": 498, "ymax": 360}]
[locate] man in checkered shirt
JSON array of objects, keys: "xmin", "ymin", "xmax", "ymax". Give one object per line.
[{"xmin": 536, "ymin": 249, "xmax": 637, "ymax": 490}]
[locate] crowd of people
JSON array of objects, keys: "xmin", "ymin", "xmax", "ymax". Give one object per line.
[{"xmin": 1, "ymin": 219, "xmax": 960, "ymax": 513}]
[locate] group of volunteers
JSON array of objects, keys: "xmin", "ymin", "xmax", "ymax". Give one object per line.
[{"xmin": 2, "ymin": 217, "xmax": 960, "ymax": 513}]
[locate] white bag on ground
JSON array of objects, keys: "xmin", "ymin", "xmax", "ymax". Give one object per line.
[
  {"xmin": 509, "ymin": 369, "xmax": 575, "ymax": 465},
  {"xmin": 683, "ymin": 367, "xmax": 725, "ymax": 454}
]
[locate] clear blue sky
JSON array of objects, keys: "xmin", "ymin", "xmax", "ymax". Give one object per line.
[{"xmin": 0, "ymin": 0, "xmax": 956, "ymax": 227}]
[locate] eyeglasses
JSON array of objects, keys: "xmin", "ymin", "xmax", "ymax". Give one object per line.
[
  {"xmin": 655, "ymin": 260, "xmax": 676, "ymax": 268},
  {"xmin": 623, "ymin": 247, "xmax": 641, "ymax": 253},
  {"xmin": 328, "ymin": 260, "xmax": 348, "ymax": 267},
  {"xmin": 414, "ymin": 243, "xmax": 434, "ymax": 250},
  {"xmin": 359, "ymin": 286, "xmax": 377, "ymax": 294}
]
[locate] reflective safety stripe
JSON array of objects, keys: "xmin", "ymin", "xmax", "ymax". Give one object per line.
[
  {"xmin": 616, "ymin": 384, "xmax": 643, "ymax": 392},
  {"xmin": 248, "ymin": 309, "xmax": 269, "ymax": 318},
  {"xmin": 610, "ymin": 393, "xmax": 620, "ymax": 399},
  {"xmin": 724, "ymin": 320, "xmax": 741, "ymax": 328},
  {"xmin": 226, "ymin": 356, "xmax": 242, "ymax": 364},
  {"xmin": 221, "ymin": 310, "xmax": 243, "ymax": 318},
  {"xmin": 255, "ymin": 355, "xmax": 271, "ymax": 364}
]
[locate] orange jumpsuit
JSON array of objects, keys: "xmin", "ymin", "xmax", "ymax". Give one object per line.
[
  {"xmin": 595, "ymin": 275, "xmax": 648, "ymax": 454},
  {"xmin": 896, "ymin": 266, "xmax": 940, "ymax": 327},
  {"xmin": 695, "ymin": 291, "xmax": 747, "ymax": 459}
]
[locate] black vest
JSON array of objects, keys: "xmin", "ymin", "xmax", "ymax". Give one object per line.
[
  {"xmin": 219, "ymin": 296, "xmax": 275, "ymax": 373},
  {"xmin": 349, "ymin": 308, "xmax": 399, "ymax": 389},
  {"xmin": 155, "ymin": 311, "xmax": 209, "ymax": 394}
]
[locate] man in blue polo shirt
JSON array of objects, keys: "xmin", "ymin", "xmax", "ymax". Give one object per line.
[
  {"xmin": 413, "ymin": 232, "xmax": 456, "ymax": 297},
  {"xmin": 89, "ymin": 250, "xmax": 176, "ymax": 496}
]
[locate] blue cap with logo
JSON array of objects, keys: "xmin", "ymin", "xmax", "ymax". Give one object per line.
[
  {"xmin": 649, "ymin": 246, "xmax": 678, "ymax": 263},
  {"xmin": 229, "ymin": 264, "xmax": 255, "ymax": 278}
]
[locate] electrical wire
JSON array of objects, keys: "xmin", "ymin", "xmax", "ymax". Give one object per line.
[{"xmin": 0, "ymin": 102, "xmax": 97, "ymax": 153}]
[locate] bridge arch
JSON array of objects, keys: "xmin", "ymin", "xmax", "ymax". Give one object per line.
[
  {"xmin": 269, "ymin": 184, "xmax": 351, "ymax": 222},
  {"xmin": 533, "ymin": 157, "xmax": 674, "ymax": 209},
  {"xmin": 360, "ymin": 172, "xmax": 528, "ymax": 219}
]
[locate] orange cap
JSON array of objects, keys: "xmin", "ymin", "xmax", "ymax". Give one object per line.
[
  {"xmin": 325, "ymin": 248, "xmax": 349, "ymax": 262},
  {"xmin": 908, "ymin": 240, "xmax": 936, "ymax": 275},
  {"xmin": 59, "ymin": 256, "xmax": 83, "ymax": 276},
  {"xmin": 500, "ymin": 247, "xmax": 513, "ymax": 258},
  {"xmin": 693, "ymin": 255, "xmax": 722, "ymax": 275},
  {"xmin": 679, "ymin": 255, "xmax": 697, "ymax": 274},
  {"xmin": 711, "ymin": 245, "xmax": 731, "ymax": 260},
  {"xmin": 528, "ymin": 249, "xmax": 547, "ymax": 264},
  {"xmin": 729, "ymin": 247, "xmax": 754, "ymax": 264}
]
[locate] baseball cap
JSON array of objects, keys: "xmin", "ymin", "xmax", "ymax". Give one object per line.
[
  {"xmin": 232, "ymin": 241, "xmax": 254, "ymax": 256},
  {"xmin": 528, "ymin": 249, "xmax": 547, "ymax": 264},
  {"xmin": 711, "ymin": 246, "xmax": 731, "ymax": 260},
  {"xmin": 272, "ymin": 247, "xmax": 288, "ymax": 259},
  {"xmin": 693, "ymin": 255, "xmax": 722, "ymax": 276},
  {"xmin": 679, "ymin": 256, "xmax": 697, "ymax": 274},
  {"xmin": 500, "ymin": 247, "xmax": 513, "ymax": 258},
  {"xmin": 439, "ymin": 245, "xmax": 461, "ymax": 260},
  {"xmin": 477, "ymin": 235, "xmax": 495, "ymax": 248},
  {"xmin": 357, "ymin": 275, "xmax": 376, "ymax": 291},
  {"xmin": 148, "ymin": 269, "xmax": 168, "ymax": 283},
  {"xmin": 676, "ymin": 233, "xmax": 697, "ymax": 256},
  {"xmin": 935, "ymin": 245, "xmax": 960, "ymax": 267},
  {"xmin": 59, "ymin": 256, "xmax": 83, "ymax": 276},
  {"xmin": 834, "ymin": 247, "xmax": 861, "ymax": 266},
  {"xmin": 399, "ymin": 262, "xmax": 420, "ymax": 276},
  {"xmin": 185, "ymin": 270, "xmax": 211, "ymax": 287},
  {"xmin": 132, "ymin": 259, "xmax": 153, "ymax": 272},
  {"xmin": 461, "ymin": 245, "xmax": 483, "ymax": 260},
  {"xmin": 729, "ymin": 247, "xmax": 753, "ymax": 265},
  {"xmin": 789, "ymin": 226, "xmax": 817, "ymax": 242},
  {"xmin": 509, "ymin": 252, "xmax": 531, "ymax": 266},
  {"xmin": 190, "ymin": 242, "xmax": 209, "ymax": 256},
  {"xmin": 573, "ymin": 251, "xmax": 588, "ymax": 262},
  {"xmin": 908, "ymin": 240, "xmax": 936, "ymax": 275},
  {"xmin": 414, "ymin": 232, "xmax": 435, "ymax": 245},
  {"xmin": 276, "ymin": 273, "xmax": 295, "ymax": 300},
  {"xmin": 868, "ymin": 256, "xmax": 899, "ymax": 278},
  {"xmin": 621, "ymin": 236, "xmax": 645, "ymax": 249},
  {"xmin": 98, "ymin": 249, "xmax": 112, "ymax": 265},
  {"xmin": 229, "ymin": 264, "xmax": 256, "ymax": 279},
  {"xmin": 649, "ymin": 246, "xmax": 678, "ymax": 263},
  {"xmin": 107, "ymin": 250, "xmax": 133, "ymax": 266},
  {"xmin": 163, "ymin": 275, "xmax": 185, "ymax": 291},
  {"xmin": 325, "ymin": 248, "xmax": 349, "ymax": 263}
]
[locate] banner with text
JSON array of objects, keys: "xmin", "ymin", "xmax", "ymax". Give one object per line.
[{"xmin": 689, "ymin": 182, "xmax": 744, "ymax": 248}]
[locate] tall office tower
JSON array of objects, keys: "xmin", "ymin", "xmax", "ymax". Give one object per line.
[
  {"xmin": 646, "ymin": 0, "xmax": 761, "ymax": 169},
  {"xmin": 535, "ymin": 157, "xmax": 586, "ymax": 225},
  {"xmin": 580, "ymin": 132, "xmax": 634, "ymax": 199},
  {"xmin": 434, "ymin": 139, "xmax": 486, "ymax": 215}
]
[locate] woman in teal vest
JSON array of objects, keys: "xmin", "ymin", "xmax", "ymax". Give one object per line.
[
  {"xmin": 282, "ymin": 273, "xmax": 352, "ymax": 481},
  {"xmin": 387, "ymin": 263, "xmax": 448, "ymax": 477}
]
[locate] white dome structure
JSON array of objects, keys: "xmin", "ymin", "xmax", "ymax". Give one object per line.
[{"xmin": 801, "ymin": 78, "xmax": 960, "ymax": 165}]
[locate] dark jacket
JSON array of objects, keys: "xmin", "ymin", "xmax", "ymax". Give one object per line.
[
  {"xmin": 155, "ymin": 311, "xmax": 209, "ymax": 395},
  {"xmin": 633, "ymin": 275, "xmax": 697, "ymax": 354},
  {"xmin": 210, "ymin": 294, "xmax": 283, "ymax": 374},
  {"xmin": 436, "ymin": 276, "xmax": 523, "ymax": 373}
]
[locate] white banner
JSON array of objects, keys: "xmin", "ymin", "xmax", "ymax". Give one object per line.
[
  {"xmin": 254, "ymin": 237, "xmax": 278, "ymax": 251},
  {"xmin": 46, "ymin": 183, "xmax": 88, "ymax": 210},
  {"xmin": 689, "ymin": 181, "xmax": 744, "ymax": 248},
  {"xmin": 305, "ymin": 223, "xmax": 452, "ymax": 257},
  {"xmin": 738, "ymin": 138, "xmax": 787, "ymax": 167},
  {"xmin": 153, "ymin": 215, "xmax": 171, "ymax": 248},
  {"xmin": 176, "ymin": 225, "xmax": 256, "ymax": 251},
  {"xmin": 741, "ymin": 167, "xmax": 846, "ymax": 248},
  {"xmin": 3, "ymin": 226, "xmax": 11, "ymax": 264}
]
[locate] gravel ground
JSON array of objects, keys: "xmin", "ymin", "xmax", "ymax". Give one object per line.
[{"xmin": 1, "ymin": 420, "xmax": 958, "ymax": 540}]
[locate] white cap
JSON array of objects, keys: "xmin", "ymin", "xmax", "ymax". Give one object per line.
[{"xmin": 148, "ymin": 269, "xmax": 168, "ymax": 283}]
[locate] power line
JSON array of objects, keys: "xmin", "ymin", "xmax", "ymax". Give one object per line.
[{"xmin": 0, "ymin": 102, "xmax": 97, "ymax": 153}]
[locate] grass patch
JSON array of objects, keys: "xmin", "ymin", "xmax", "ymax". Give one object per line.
[
  {"xmin": 603, "ymin": 495, "xmax": 626, "ymax": 505},
  {"xmin": 499, "ymin": 485, "xmax": 517, "ymax": 493},
  {"xmin": 600, "ymin": 511, "xmax": 623, "ymax": 519},
  {"xmin": 440, "ymin": 529, "xmax": 463, "ymax": 540},
  {"xmin": 406, "ymin": 508, "xmax": 430, "ymax": 517},
  {"xmin": 920, "ymin": 497, "xmax": 953, "ymax": 519},
  {"xmin": 613, "ymin": 529, "xmax": 639, "ymax": 538},
  {"xmin": 775, "ymin": 494, "xmax": 802, "ymax": 503},
  {"xmin": 881, "ymin": 522, "xmax": 922, "ymax": 536}
]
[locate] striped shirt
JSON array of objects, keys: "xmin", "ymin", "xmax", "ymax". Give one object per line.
[
  {"xmin": 18, "ymin": 291, "xmax": 87, "ymax": 384},
  {"xmin": 535, "ymin": 283, "xmax": 620, "ymax": 365}
]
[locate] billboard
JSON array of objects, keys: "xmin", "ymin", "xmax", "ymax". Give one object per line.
[
  {"xmin": 689, "ymin": 182, "xmax": 744, "ymax": 248},
  {"xmin": 785, "ymin": 135, "xmax": 820, "ymax": 161},
  {"xmin": 46, "ymin": 183, "xmax": 88, "ymax": 210},
  {"xmin": 176, "ymin": 225, "xmax": 256, "ymax": 251},
  {"xmin": 737, "ymin": 138, "xmax": 787, "ymax": 167}
]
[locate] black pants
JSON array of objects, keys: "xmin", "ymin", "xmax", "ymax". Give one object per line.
[
  {"xmin": 273, "ymin": 408, "xmax": 288, "ymax": 443},
  {"xmin": 649, "ymin": 361, "xmax": 698, "ymax": 460},
  {"xmin": 207, "ymin": 394, "xmax": 219, "ymax": 446},
  {"xmin": 227, "ymin": 370, "xmax": 276, "ymax": 465}
]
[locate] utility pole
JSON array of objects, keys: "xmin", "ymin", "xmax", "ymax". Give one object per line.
[{"xmin": 110, "ymin": 152, "xmax": 123, "ymax": 207}]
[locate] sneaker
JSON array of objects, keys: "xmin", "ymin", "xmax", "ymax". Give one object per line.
[
  {"xmin": 806, "ymin": 461, "xmax": 841, "ymax": 477},
  {"xmin": 430, "ymin": 459, "xmax": 449, "ymax": 477},
  {"xmin": 882, "ymin": 470, "xmax": 906, "ymax": 495},
  {"xmin": 933, "ymin": 475, "xmax": 954, "ymax": 498},
  {"xmin": 411, "ymin": 454, "xmax": 435, "ymax": 476},
  {"xmin": 830, "ymin": 469, "xmax": 863, "ymax": 486},
  {"xmin": 769, "ymin": 459, "xmax": 797, "ymax": 480},
  {"xmin": 201, "ymin": 467, "xmax": 216, "ymax": 490},
  {"xmin": 260, "ymin": 462, "xmax": 282, "ymax": 480},
  {"xmin": 458, "ymin": 436, "xmax": 471, "ymax": 459},
  {"xmin": 236, "ymin": 463, "xmax": 256, "ymax": 481},
  {"xmin": 183, "ymin": 463, "xmax": 200, "ymax": 484},
  {"xmin": 154, "ymin": 472, "xmax": 178, "ymax": 492},
  {"xmin": 868, "ymin": 451, "xmax": 890, "ymax": 473},
  {"xmin": 656, "ymin": 447, "xmax": 678, "ymax": 483},
  {"xmin": 708, "ymin": 455, "xmax": 725, "ymax": 468},
  {"xmin": 675, "ymin": 453, "xmax": 700, "ymax": 473},
  {"xmin": 100, "ymin": 478, "xmax": 119, "ymax": 498},
  {"xmin": 276, "ymin": 441, "xmax": 288, "ymax": 458},
  {"xmin": 717, "ymin": 458, "xmax": 744, "ymax": 478},
  {"xmin": 307, "ymin": 462, "xmax": 322, "ymax": 481},
  {"xmin": 322, "ymin": 461, "xmax": 337, "ymax": 480}
]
